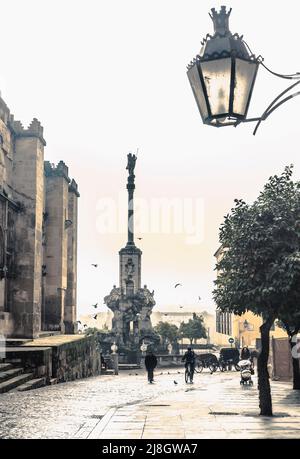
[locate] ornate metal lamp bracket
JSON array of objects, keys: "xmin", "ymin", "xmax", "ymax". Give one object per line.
[{"xmin": 235, "ymin": 43, "xmax": 300, "ymax": 135}]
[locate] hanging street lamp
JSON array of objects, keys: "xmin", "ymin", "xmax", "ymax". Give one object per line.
[{"xmin": 187, "ymin": 6, "xmax": 300, "ymax": 135}]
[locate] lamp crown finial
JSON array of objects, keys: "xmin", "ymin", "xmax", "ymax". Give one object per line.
[{"xmin": 209, "ymin": 5, "xmax": 232, "ymax": 35}]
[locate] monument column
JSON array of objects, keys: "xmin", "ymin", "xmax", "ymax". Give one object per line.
[
  {"xmin": 126, "ymin": 152, "xmax": 137, "ymax": 246},
  {"xmin": 127, "ymin": 176, "xmax": 135, "ymax": 245},
  {"xmin": 119, "ymin": 153, "xmax": 141, "ymax": 294},
  {"xmin": 104, "ymin": 153, "xmax": 156, "ymax": 360}
]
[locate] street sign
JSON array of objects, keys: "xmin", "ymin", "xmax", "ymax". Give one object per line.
[{"xmin": 228, "ymin": 338, "xmax": 234, "ymax": 344}]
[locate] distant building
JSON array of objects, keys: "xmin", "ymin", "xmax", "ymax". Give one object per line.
[
  {"xmin": 152, "ymin": 310, "xmax": 217, "ymax": 346},
  {"xmin": 0, "ymin": 96, "xmax": 79, "ymax": 339}
]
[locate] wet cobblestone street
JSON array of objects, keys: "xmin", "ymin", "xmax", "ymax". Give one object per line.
[
  {"xmin": 0, "ymin": 370, "xmax": 183, "ymax": 439},
  {"xmin": 1, "ymin": 369, "xmax": 300, "ymax": 439}
]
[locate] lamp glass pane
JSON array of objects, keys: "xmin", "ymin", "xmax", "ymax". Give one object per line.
[
  {"xmin": 200, "ymin": 58, "xmax": 231, "ymax": 116},
  {"xmin": 187, "ymin": 64, "xmax": 208, "ymax": 121},
  {"xmin": 233, "ymin": 59, "xmax": 258, "ymax": 116}
]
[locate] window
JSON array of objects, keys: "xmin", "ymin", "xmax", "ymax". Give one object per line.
[{"xmin": 216, "ymin": 310, "xmax": 232, "ymax": 335}]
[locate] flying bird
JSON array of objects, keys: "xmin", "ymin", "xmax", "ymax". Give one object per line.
[
  {"xmin": 93, "ymin": 314, "xmax": 98, "ymax": 320},
  {"xmin": 137, "ymin": 237, "xmax": 143, "ymax": 241},
  {"xmin": 179, "ymin": 306, "xmax": 184, "ymax": 309},
  {"xmin": 92, "ymin": 303, "xmax": 98, "ymax": 308},
  {"xmin": 175, "ymin": 283, "xmax": 182, "ymax": 288},
  {"xmin": 83, "ymin": 324, "xmax": 87, "ymax": 328},
  {"xmin": 174, "ymin": 381, "xmax": 178, "ymax": 385},
  {"xmin": 91, "ymin": 264, "xmax": 98, "ymax": 268},
  {"xmin": 76, "ymin": 320, "xmax": 81, "ymax": 324},
  {"xmin": 198, "ymin": 296, "xmax": 201, "ymax": 301}
]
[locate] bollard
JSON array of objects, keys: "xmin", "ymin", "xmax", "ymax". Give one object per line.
[
  {"xmin": 112, "ymin": 352, "xmax": 119, "ymax": 375},
  {"xmin": 110, "ymin": 342, "xmax": 119, "ymax": 375}
]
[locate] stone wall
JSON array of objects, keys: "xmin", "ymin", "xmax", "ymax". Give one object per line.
[
  {"xmin": 65, "ymin": 180, "xmax": 79, "ymax": 333},
  {"xmin": 51, "ymin": 335, "xmax": 101, "ymax": 382},
  {"xmin": 43, "ymin": 162, "xmax": 69, "ymax": 332},
  {"xmin": 5, "ymin": 335, "xmax": 101, "ymax": 384},
  {"xmin": 12, "ymin": 133, "xmax": 45, "ymax": 338}
]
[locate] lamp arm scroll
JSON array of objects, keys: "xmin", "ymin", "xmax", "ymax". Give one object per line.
[
  {"xmin": 253, "ymin": 79, "xmax": 300, "ymax": 135},
  {"xmin": 235, "ymin": 44, "xmax": 300, "ymax": 135},
  {"xmin": 240, "ymin": 39, "xmax": 300, "ymax": 134}
]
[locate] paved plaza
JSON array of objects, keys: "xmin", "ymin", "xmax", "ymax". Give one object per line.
[{"xmin": 0, "ymin": 369, "xmax": 300, "ymax": 439}]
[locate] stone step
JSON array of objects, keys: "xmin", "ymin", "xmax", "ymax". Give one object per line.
[
  {"xmin": 118, "ymin": 364, "xmax": 141, "ymax": 370},
  {"xmin": 37, "ymin": 331, "xmax": 61, "ymax": 339},
  {"xmin": 0, "ymin": 363, "xmax": 13, "ymax": 372},
  {"xmin": 4, "ymin": 358, "xmax": 22, "ymax": 365},
  {"xmin": 14, "ymin": 377, "xmax": 46, "ymax": 392},
  {"xmin": 0, "ymin": 367, "xmax": 24, "ymax": 383},
  {"xmin": 102, "ymin": 369, "xmax": 114, "ymax": 375},
  {"xmin": 0, "ymin": 373, "xmax": 33, "ymax": 394},
  {"xmin": 6, "ymin": 338, "xmax": 33, "ymax": 347}
]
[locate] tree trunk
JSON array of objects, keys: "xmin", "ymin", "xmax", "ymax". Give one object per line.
[
  {"xmin": 258, "ymin": 318, "xmax": 273, "ymax": 416},
  {"xmin": 289, "ymin": 337, "xmax": 300, "ymax": 390}
]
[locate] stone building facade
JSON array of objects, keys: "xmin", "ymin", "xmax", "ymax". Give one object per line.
[{"xmin": 0, "ymin": 96, "xmax": 79, "ymax": 339}]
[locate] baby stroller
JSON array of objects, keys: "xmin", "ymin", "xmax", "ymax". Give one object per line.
[{"xmin": 238, "ymin": 359, "xmax": 254, "ymax": 386}]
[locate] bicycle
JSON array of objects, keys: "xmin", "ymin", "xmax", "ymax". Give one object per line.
[
  {"xmin": 197, "ymin": 358, "xmax": 218, "ymax": 373},
  {"xmin": 185, "ymin": 363, "xmax": 195, "ymax": 384}
]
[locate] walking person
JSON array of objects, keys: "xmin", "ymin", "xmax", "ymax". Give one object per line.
[
  {"xmin": 240, "ymin": 346, "xmax": 251, "ymax": 360},
  {"xmin": 240, "ymin": 345, "xmax": 255, "ymax": 374},
  {"xmin": 182, "ymin": 346, "xmax": 196, "ymax": 383},
  {"xmin": 145, "ymin": 350, "xmax": 157, "ymax": 384}
]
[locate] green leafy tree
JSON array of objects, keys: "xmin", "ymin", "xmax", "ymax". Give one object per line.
[
  {"xmin": 213, "ymin": 166, "xmax": 300, "ymax": 416},
  {"xmin": 154, "ymin": 322, "xmax": 180, "ymax": 350},
  {"xmin": 179, "ymin": 313, "xmax": 207, "ymax": 345}
]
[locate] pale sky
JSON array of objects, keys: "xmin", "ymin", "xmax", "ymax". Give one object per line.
[{"xmin": 1, "ymin": 0, "xmax": 300, "ymax": 316}]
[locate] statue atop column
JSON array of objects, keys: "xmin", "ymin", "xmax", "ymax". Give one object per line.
[{"xmin": 126, "ymin": 153, "xmax": 137, "ymax": 178}]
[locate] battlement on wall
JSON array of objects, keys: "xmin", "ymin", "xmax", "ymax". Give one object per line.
[
  {"xmin": 9, "ymin": 116, "xmax": 46, "ymax": 146},
  {"xmin": 69, "ymin": 178, "xmax": 80, "ymax": 197},
  {"xmin": 0, "ymin": 95, "xmax": 46, "ymax": 145},
  {"xmin": 44, "ymin": 160, "xmax": 71, "ymax": 183}
]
